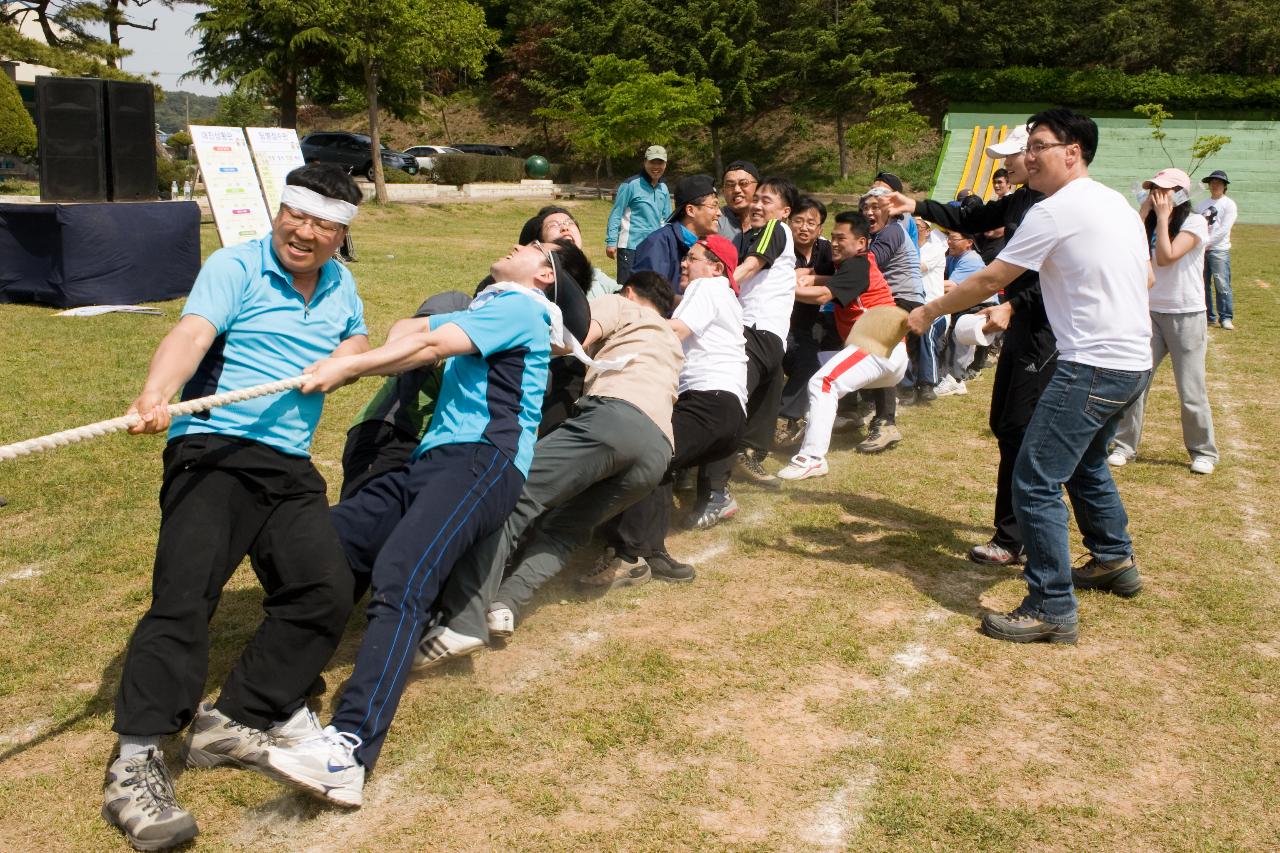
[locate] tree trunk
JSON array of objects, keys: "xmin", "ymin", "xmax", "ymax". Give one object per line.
[
  {"xmin": 604, "ymin": 154, "xmax": 613, "ymax": 179},
  {"xmin": 710, "ymin": 124, "xmax": 723, "ymax": 181},
  {"xmin": 365, "ymin": 61, "xmax": 387, "ymax": 204},
  {"xmin": 277, "ymin": 71, "xmax": 298, "ymax": 129},
  {"xmin": 106, "ymin": 0, "xmax": 122, "ymax": 68},
  {"xmin": 440, "ymin": 102, "xmax": 451, "ymax": 144},
  {"xmin": 836, "ymin": 113, "xmax": 848, "ymax": 179}
]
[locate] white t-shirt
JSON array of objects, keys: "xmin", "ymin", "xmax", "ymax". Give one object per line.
[
  {"xmin": 738, "ymin": 220, "xmax": 797, "ymax": 345},
  {"xmin": 673, "ymin": 276, "xmax": 748, "ymax": 410},
  {"xmin": 1150, "ymin": 212, "xmax": 1209, "ymax": 313},
  {"xmin": 998, "ymin": 177, "xmax": 1152, "ymax": 371},
  {"xmin": 919, "ymin": 234, "xmax": 947, "ymax": 301},
  {"xmin": 1194, "ymin": 194, "xmax": 1237, "ymax": 251}
]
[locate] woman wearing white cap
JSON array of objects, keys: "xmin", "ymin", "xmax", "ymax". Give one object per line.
[{"xmin": 1110, "ymin": 168, "xmax": 1218, "ymax": 474}]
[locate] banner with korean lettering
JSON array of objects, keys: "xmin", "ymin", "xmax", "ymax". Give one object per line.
[
  {"xmin": 246, "ymin": 127, "xmax": 307, "ymax": 217},
  {"xmin": 189, "ymin": 125, "xmax": 272, "ymax": 246}
]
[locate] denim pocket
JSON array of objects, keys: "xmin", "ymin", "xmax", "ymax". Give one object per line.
[{"xmin": 1084, "ymin": 367, "xmax": 1145, "ymax": 422}]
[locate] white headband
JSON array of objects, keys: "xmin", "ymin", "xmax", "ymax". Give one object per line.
[{"xmin": 280, "ymin": 184, "xmax": 358, "ymax": 226}]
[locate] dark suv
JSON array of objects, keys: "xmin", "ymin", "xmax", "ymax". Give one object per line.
[
  {"xmin": 453, "ymin": 143, "xmax": 522, "ymax": 158},
  {"xmin": 299, "ymin": 131, "xmax": 418, "ymax": 180}
]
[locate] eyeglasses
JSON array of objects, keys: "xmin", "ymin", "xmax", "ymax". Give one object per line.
[
  {"xmin": 542, "ymin": 216, "xmax": 576, "ymax": 232},
  {"xmin": 1024, "ymin": 141, "xmax": 1072, "ymax": 157},
  {"xmin": 279, "ymin": 205, "xmax": 342, "ymax": 237},
  {"xmin": 723, "ymin": 179, "xmax": 757, "ymax": 190},
  {"xmin": 698, "ymin": 200, "xmax": 721, "ymax": 210},
  {"xmin": 531, "ymin": 240, "xmax": 560, "ymax": 295}
]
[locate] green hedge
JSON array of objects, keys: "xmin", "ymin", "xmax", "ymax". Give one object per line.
[
  {"xmin": 433, "ymin": 153, "xmax": 527, "ymax": 185},
  {"xmin": 933, "ymin": 67, "xmax": 1280, "ymax": 110}
]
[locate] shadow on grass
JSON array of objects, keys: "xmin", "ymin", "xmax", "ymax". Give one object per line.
[{"xmin": 773, "ymin": 489, "xmax": 1022, "ymax": 617}]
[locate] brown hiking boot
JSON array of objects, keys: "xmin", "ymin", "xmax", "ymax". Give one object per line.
[{"xmin": 856, "ymin": 421, "xmax": 901, "ymax": 454}]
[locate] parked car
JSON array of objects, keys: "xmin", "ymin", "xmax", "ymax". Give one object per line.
[
  {"xmin": 452, "ymin": 143, "xmax": 522, "ymax": 158},
  {"xmin": 403, "ymin": 144, "xmax": 463, "ymax": 170},
  {"xmin": 299, "ymin": 131, "xmax": 419, "ymax": 181}
]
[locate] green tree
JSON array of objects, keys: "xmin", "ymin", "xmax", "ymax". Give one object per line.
[
  {"xmin": 845, "ymin": 73, "xmax": 927, "ymax": 173},
  {"xmin": 1134, "ymin": 103, "xmax": 1231, "ymax": 179},
  {"xmin": 1, "ymin": 0, "xmax": 127, "ymax": 76},
  {"xmin": 535, "ymin": 54, "xmax": 719, "ymax": 179},
  {"xmin": 0, "ymin": 72, "xmax": 37, "ymax": 160},
  {"xmin": 307, "ymin": 0, "xmax": 496, "ymax": 202}
]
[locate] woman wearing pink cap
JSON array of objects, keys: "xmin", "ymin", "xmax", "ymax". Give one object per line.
[{"xmin": 1109, "ymin": 168, "xmax": 1218, "ymax": 474}]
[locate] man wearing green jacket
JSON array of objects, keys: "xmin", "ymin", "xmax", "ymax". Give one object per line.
[{"xmin": 606, "ymin": 145, "xmax": 673, "ymax": 283}]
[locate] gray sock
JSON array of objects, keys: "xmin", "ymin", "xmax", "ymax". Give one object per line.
[{"xmin": 118, "ymin": 734, "xmax": 162, "ymax": 760}]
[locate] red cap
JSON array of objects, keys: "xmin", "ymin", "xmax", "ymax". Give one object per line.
[{"xmin": 697, "ymin": 234, "xmax": 739, "ymax": 293}]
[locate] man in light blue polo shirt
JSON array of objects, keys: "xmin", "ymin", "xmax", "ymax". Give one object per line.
[
  {"xmin": 263, "ymin": 238, "xmax": 592, "ymax": 808},
  {"xmin": 103, "ymin": 164, "xmax": 369, "ymax": 852},
  {"xmin": 606, "ymin": 145, "xmax": 672, "ymax": 282}
]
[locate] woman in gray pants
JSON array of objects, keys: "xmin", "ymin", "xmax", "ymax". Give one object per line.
[{"xmin": 1110, "ymin": 168, "xmax": 1219, "ymax": 474}]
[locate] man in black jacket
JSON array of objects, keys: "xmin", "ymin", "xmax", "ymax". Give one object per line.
[{"xmin": 880, "ymin": 124, "xmax": 1056, "ymax": 566}]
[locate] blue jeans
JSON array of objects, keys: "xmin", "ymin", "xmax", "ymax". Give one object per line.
[
  {"xmin": 1011, "ymin": 361, "xmax": 1151, "ymax": 623},
  {"xmin": 1203, "ymin": 248, "xmax": 1232, "ymax": 322}
]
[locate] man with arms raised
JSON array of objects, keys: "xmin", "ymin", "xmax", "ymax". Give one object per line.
[
  {"xmin": 103, "ymin": 164, "xmax": 368, "ymax": 850},
  {"xmin": 907, "ymin": 108, "xmax": 1152, "ymax": 645}
]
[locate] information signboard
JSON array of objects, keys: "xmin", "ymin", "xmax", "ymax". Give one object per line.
[{"xmin": 188, "ymin": 125, "xmax": 272, "ymax": 246}]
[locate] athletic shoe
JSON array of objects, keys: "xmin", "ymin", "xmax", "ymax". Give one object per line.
[
  {"xmin": 102, "ymin": 748, "xmax": 199, "ymax": 851},
  {"xmin": 734, "ymin": 449, "xmax": 782, "ymax": 489},
  {"xmin": 1221, "ymin": 318, "xmax": 1234, "ymax": 330},
  {"xmin": 690, "ymin": 489, "xmax": 738, "ymax": 530},
  {"xmin": 673, "ymin": 467, "xmax": 696, "ymax": 495},
  {"xmin": 1190, "ymin": 456, "xmax": 1215, "ymax": 475},
  {"xmin": 413, "ymin": 625, "xmax": 485, "ymax": 671},
  {"xmin": 831, "ymin": 415, "xmax": 860, "ymax": 434},
  {"xmin": 776, "ymin": 454, "xmax": 829, "ymax": 481},
  {"xmin": 856, "ymin": 422, "xmax": 901, "ymax": 454},
  {"xmin": 577, "ymin": 548, "xmax": 650, "ymax": 589},
  {"xmin": 269, "ymin": 704, "xmax": 325, "ymax": 747},
  {"xmin": 185, "ymin": 702, "xmax": 275, "ymax": 770},
  {"xmin": 647, "ymin": 550, "xmax": 696, "ymax": 583},
  {"xmin": 981, "ymin": 607, "xmax": 1078, "ymax": 644},
  {"xmin": 917, "ymin": 385, "xmax": 938, "ymax": 403},
  {"xmin": 775, "ymin": 418, "xmax": 806, "ymax": 448},
  {"xmin": 1107, "ymin": 451, "xmax": 1129, "ymax": 467},
  {"xmin": 486, "ymin": 604, "xmax": 515, "ymax": 639},
  {"xmin": 1073, "ymin": 555, "xmax": 1143, "ymax": 598},
  {"xmin": 968, "ymin": 540, "xmax": 1024, "ymax": 566},
  {"xmin": 935, "ymin": 376, "xmax": 968, "ymax": 397},
  {"xmin": 265, "ymin": 726, "xmax": 364, "ymax": 808}
]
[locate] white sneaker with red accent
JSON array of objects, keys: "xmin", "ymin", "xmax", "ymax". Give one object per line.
[{"xmin": 776, "ymin": 454, "xmax": 830, "ymax": 481}]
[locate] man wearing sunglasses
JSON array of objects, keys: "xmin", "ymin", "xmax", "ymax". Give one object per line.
[
  {"xmin": 264, "ymin": 235, "xmax": 590, "ymax": 808},
  {"xmin": 906, "ymin": 108, "xmax": 1153, "ymax": 646},
  {"xmin": 103, "ymin": 163, "xmax": 368, "ymax": 850}
]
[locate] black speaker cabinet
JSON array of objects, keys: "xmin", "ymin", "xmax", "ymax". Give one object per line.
[
  {"xmin": 105, "ymin": 80, "xmax": 157, "ymax": 201},
  {"xmin": 36, "ymin": 77, "xmax": 108, "ymax": 202}
]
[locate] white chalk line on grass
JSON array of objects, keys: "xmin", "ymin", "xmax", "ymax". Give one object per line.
[
  {"xmin": 0, "ymin": 564, "xmax": 45, "ymax": 584},
  {"xmin": 0, "ymin": 718, "xmax": 53, "ymax": 747},
  {"xmin": 802, "ymin": 768, "xmax": 878, "ymax": 851}
]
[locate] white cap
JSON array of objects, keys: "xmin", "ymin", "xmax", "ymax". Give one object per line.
[
  {"xmin": 954, "ymin": 313, "xmax": 992, "ymax": 347},
  {"xmin": 985, "ymin": 125, "xmax": 1029, "ymax": 158},
  {"xmin": 644, "ymin": 145, "xmax": 668, "ymax": 162}
]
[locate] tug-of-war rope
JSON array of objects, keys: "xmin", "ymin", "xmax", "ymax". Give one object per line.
[{"xmin": 0, "ymin": 376, "xmax": 307, "ymax": 462}]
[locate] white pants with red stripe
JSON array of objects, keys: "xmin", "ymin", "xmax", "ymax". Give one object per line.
[{"xmin": 800, "ymin": 341, "xmax": 909, "ymax": 459}]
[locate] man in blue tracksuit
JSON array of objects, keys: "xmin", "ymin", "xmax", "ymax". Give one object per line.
[
  {"xmin": 631, "ymin": 174, "xmax": 723, "ymax": 295},
  {"xmin": 605, "ymin": 145, "xmax": 672, "ymax": 282},
  {"xmin": 264, "ymin": 239, "xmax": 591, "ymax": 807}
]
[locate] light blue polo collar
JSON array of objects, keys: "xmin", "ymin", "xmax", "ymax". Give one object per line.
[{"xmin": 261, "ymin": 236, "xmax": 344, "ymax": 304}]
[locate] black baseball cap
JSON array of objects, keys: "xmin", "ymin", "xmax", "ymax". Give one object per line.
[
  {"xmin": 723, "ymin": 159, "xmax": 760, "ymax": 182},
  {"xmin": 874, "ymin": 172, "xmax": 904, "ymax": 192},
  {"xmin": 1202, "ymin": 169, "xmax": 1230, "ymax": 185},
  {"xmin": 668, "ymin": 174, "xmax": 717, "ymax": 223}
]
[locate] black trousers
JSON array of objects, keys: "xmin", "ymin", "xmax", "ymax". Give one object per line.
[
  {"xmin": 702, "ymin": 326, "xmax": 784, "ymax": 488},
  {"xmin": 607, "ymin": 390, "xmax": 744, "ymax": 556},
  {"xmin": 114, "ymin": 435, "xmax": 354, "ymax": 735},
  {"xmin": 340, "ymin": 421, "xmax": 421, "ymax": 502},
  {"xmin": 988, "ymin": 314, "xmax": 1058, "ymax": 552},
  {"xmin": 780, "ymin": 327, "xmax": 820, "ymax": 421}
]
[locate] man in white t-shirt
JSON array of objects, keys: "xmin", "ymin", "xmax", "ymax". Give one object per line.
[
  {"xmin": 907, "ymin": 108, "xmax": 1153, "ymax": 645},
  {"xmin": 1195, "ymin": 169, "xmax": 1237, "ymax": 329}
]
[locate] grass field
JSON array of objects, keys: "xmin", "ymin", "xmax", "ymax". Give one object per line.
[{"xmin": 1, "ymin": 200, "xmax": 1278, "ymax": 852}]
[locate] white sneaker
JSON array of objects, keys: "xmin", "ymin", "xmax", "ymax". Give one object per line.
[
  {"xmin": 269, "ymin": 704, "xmax": 324, "ymax": 747},
  {"xmin": 413, "ymin": 625, "xmax": 485, "ymax": 671},
  {"xmin": 935, "ymin": 376, "xmax": 968, "ymax": 397},
  {"xmin": 776, "ymin": 454, "xmax": 829, "ymax": 480},
  {"xmin": 1221, "ymin": 318, "xmax": 1234, "ymax": 330},
  {"xmin": 486, "ymin": 604, "xmax": 515, "ymax": 639},
  {"xmin": 265, "ymin": 725, "xmax": 364, "ymax": 807},
  {"xmin": 1190, "ymin": 457, "xmax": 1216, "ymax": 475},
  {"xmin": 1107, "ymin": 451, "xmax": 1129, "ymax": 467},
  {"xmin": 103, "ymin": 748, "xmax": 199, "ymax": 850}
]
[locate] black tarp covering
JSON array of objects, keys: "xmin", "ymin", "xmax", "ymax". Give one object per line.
[{"xmin": 0, "ymin": 201, "xmax": 200, "ymax": 307}]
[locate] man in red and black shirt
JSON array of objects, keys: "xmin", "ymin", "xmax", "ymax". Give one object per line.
[{"xmin": 777, "ymin": 211, "xmax": 909, "ymax": 480}]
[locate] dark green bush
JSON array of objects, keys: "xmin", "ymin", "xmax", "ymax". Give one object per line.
[
  {"xmin": 433, "ymin": 153, "xmax": 483, "ymax": 185},
  {"xmin": 474, "ymin": 155, "xmax": 525, "ymax": 182},
  {"xmin": 381, "ymin": 167, "xmax": 416, "ymax": 183},
  {"xmin": 0, "ymin": 74, "xmax": 37, "ymax": 161},
  {"xmin": 933, "ymin": 67, "xmax": 1280, "ymax": 110},
  {"xmin": 156, "ymin": 157, "xmax": 194, "ymax": 193}
]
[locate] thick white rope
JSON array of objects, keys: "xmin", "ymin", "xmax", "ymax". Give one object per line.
[{"xmin": 0, "ymin": 375, "xmax": 308, "ymax": 462}]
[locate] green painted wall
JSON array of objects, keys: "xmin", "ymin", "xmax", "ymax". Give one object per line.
[{"xmin": 933, "ymin": 107, "xmax": 1278, "ymax": 223}]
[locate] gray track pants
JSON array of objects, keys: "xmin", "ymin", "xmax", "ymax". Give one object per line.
[
  {"xmin": 1113, "ymin": 310, "xmax": 1218, "ymax": 463},
  {"xmin": 435, "ymin": 396, "xmax": 672, "ymax": 641}
]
